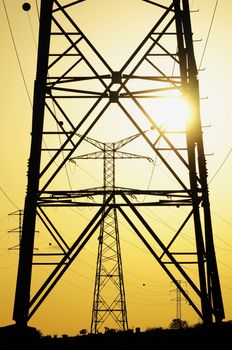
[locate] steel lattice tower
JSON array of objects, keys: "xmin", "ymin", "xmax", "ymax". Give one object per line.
[
  {"xmin": 71, "ymin": 133, "xmax": 151, "ymax": 332},
  {"xmin": 13, "ymin": 0, "xmax": 224, "ymax": 330}
]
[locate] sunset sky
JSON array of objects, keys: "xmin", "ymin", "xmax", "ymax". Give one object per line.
[{"xmin": 0, "ymin": 0, "xmax": 232, "ymax": 337}]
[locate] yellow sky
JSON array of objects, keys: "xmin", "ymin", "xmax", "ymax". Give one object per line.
[{"xmin": 0, "ymin": 0, "xmax": 232, "ymax": 336}]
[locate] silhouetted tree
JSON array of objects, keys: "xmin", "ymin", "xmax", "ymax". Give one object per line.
[
  {"xmin": 80, "ymin": 329, "xmax": 88, "ymax": 335},
  {"xmin": 170, "ymin": 318, "xmax": 188, "ymax": 329},
  {"xmin": 104, "ymin": 327, "xmax": 117, "ymax": 334}
]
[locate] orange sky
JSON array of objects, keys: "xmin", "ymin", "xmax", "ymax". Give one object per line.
[{"xmin": 0, "ymin": 0, "xmax": 232, "ymax": 336}]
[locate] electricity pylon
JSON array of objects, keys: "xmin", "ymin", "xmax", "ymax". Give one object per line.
[
  {"xmin": 8, "ymin": 210, "xmax": 23, "ymax": 251},
  {"xmin": 70, "ymin": 133, "xmax": 152, "ymax": 333},
  {"xmin": 170, "ymin": 280, "xmax": 187, "ymax": 325},
  {"xmin": 13, "ymin": 0, "xmax": 224, "ymax": 329}
]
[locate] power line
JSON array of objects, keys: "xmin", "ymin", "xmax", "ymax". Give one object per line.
[
  {"xmin": 2, "ymin": 0, "xmax": 32, "ymax": 106},
  {"xmin": 198, "ymin": 0, "xmax": 219, "ymax": 70},
  {"xmin": 209, "ymin": 147, "xmax": 232, "ymax": 183},
  {"xmin": 0, "ymin": 186, "xmax": 19, "ymax": 210},
  {"xmin": 26, "ymin": 6, "xmax": 37, "ymax": 48},
  {"xmin": 198, "ymin": 0, "xmax": 232, "ymax": 186},
  {"xmin": 212, "ymin": 210, "xmax": 232, "ymax": 227},
  {"xmin": 35, "ymin": 0, "xmax": 40, "ymax": 18}
]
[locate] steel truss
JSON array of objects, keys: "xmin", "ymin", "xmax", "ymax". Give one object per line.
[
  {"xmin": 13, "ymin": 0, "xmax": 224, "ymax": 330},
  {"xmin": 71, "ymin": 133, "xmax": 151, "ymax": 332}
]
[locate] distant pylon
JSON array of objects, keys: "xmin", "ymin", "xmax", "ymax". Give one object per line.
[
  {"xmin": 176, "ymin": 282, "xmax": 182, "ymax": 322},
  {"xmin": 70, "ymin": 133, "xmax": 152, "ymax": 333},
  {"xmin": 8, "ymin": 210, "xmax": 23, "ymax": 251},
  {"xmin": 170, "ymin": 280, "xmax": 187, "ymax": 323}
]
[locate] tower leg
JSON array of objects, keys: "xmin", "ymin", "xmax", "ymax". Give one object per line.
[{"xmin": 13, "ymin": 0, "xmax": 53, "ymax": 325}]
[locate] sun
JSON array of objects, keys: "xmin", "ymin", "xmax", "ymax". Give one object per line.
[
  {"xmin": 150, "ymin": 95, "xmax": 191, "ymax": 132},
  {"xmin": 123, "ymin": 94, "xmax": 192, "ymax": 139}
]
